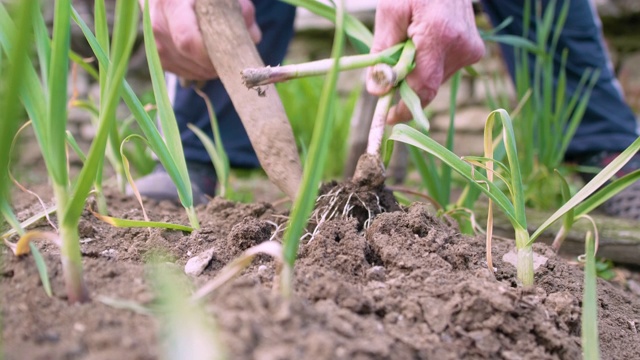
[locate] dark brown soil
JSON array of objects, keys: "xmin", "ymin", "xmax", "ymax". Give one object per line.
[{"xmin": 2, "ymin": 184, "xmax": 640, "ymax": 360}]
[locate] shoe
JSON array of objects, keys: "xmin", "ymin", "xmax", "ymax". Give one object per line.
[
  {"xmin": 125, "ymin": 162, "xmax": 218, "ymax": 206},
  {"xmin": 575, "ymin": 151, "xmax": 640, "ymax": 220}
]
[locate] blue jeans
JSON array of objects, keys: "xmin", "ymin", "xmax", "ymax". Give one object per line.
[
  {"xmin": 480, "ymin": 0, "xmax": 638, "ymax": 157},
  {"xmin": 173, "ymin": 0, "xmax": 638, "ymax": 167},
  {"xmin": 171, "ymin": 0, "xmax": 296, "ymax": 168}
]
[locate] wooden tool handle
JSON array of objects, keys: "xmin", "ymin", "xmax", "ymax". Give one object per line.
[{"xmin": 195, "ymin": 0, "xmax": 301, "ymax": 200}]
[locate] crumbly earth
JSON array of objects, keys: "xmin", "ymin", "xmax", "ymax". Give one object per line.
[{"xmin": 2, "ymin": 185, "xmax": 640, "ymax": 360}]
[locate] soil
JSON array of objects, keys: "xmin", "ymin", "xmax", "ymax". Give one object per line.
[{"xmin": 2, "ymin": 180, "xmax": 640, "ymax": 360}]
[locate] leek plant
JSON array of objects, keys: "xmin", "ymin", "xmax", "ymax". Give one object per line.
[
  {"xmin": 3, "ymin": 0, "xmax": 200, "ymax": 303},
  {"xmin": 0, "ymin": 0, "xmax": 140, "ymax": 303},
  {"xmin": 385, "ymin": 16, "xmax": 541, "ymax": 233},
  {"xmin": 390, "ymin": 109, "xmax": 640, "ymax": 286},
  {"xmin": 280, "ymin": 0, "xmax": 347, "ymax": 297},
  {"xmin": 513, "ymin": 0, "xmax": 600, "ymax": 209},
  {"xmin": 406, "ymin": 71, "xmax": 485, "ymax": 234},
  {"xmin": 71, "ymin": 2, "xmax": 201, "ymax": 229}
]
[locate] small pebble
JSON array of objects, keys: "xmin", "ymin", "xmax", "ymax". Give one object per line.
[
  {"xmin": 257, "ymin": 265, "xmax": 268, "ymax": 276},
  {"xmin": 100, "ymin": 249, "xmax": 118, "ymax": 259},
  {"xmin": 74, "ymin": 322, "xmax": 86, "ymax": 333},
  {"xmin": 366, "ymin": 266, "xmax": 386, "ymax": 282},
  {"xmin": 185, "ymin": 248, "xmax": 215, "ymax": 276}
]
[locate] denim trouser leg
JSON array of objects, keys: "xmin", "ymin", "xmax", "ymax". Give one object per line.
[
  {"xmin": 480, "ymin": 0, "xmax": 638, "ymax": 158},
  {"xmin": 170, "ymin": 0, "xmax": 296, "ymax": 168}
]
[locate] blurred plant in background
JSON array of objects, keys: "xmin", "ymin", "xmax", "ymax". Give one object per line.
[{"xmin": 277, "ymin": 75, "xmax": 359, "ymax": 179}]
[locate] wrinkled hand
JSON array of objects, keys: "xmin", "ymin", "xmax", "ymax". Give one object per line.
[
  {"xmin": 140, "ymin": 0, "xmax": 262, "ymax": 80},
  {"xmin": 367, "ymin": 0, "xmax": 485, "ymax": 124}
]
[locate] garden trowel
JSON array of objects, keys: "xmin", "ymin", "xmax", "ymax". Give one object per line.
[{"xmin": 194, "ymin": 0, "xmax": 302, "ymax": 201}]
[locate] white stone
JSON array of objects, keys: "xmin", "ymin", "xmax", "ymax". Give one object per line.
[{"xmin": 184, "ymin": 247, "xmax": 215, "ymax": 277}]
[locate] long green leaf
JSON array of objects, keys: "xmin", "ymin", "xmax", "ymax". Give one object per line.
[
  {"xmin": 408, "ymin": 146, "xmax": 444, "ymax": 207},
  {"xmin": 556, "ymin": 170, "xmax": 574, "ymax": 231},
  {"xmin": 281, "ymin": 0, "xmax": 346, "ymax": 290},
  {"xmin": 72, "ymin": 7, "xmax": 195, "ymax": 222},
  {"xmin": 574, "ymin": 170, "xmax": 640, "ymax": 216},
  {"xmin": 485, "ymin": 109, "xmax": 527, "ymax": 232},
  {"xmin": 188, "ymin": 124, "xmax": 229, "ymax": 198},
  {"xmin": 30, "ymin": 243, "xmax": 52, "ymax": 297},
  {"xmin": 69, "ymin": 50, "xmax": 99, "ymax": 79},
  {"xmin": 399, "ymin": 81, "xmax": 430, "ymax": 132},
  {"xmin": 46, "ymin": 0, "xmax": 72, "ymax": 187},
  {"xmin": 555, "ymin": 70, "xmax": 600, "ymax": 165},
  {"xmin": 192, "ymin": 88, "xmax": 229, "ymax": 197},
  {"xmin": 581, "ymin": 230, "xmax": 600, "ymax": 360},
  {"xmin": 280, "ymin": 0, "xmax": 372, "ymax": 53},
  {"xmin": 95, "ymin": 213, "xmax": 193, "ymax": 232},
  {"xmin": 94, "ymin": 0, "xmax": 125, "ymax": 193},
  {"xmin": 33, "ymin": 4, "xmax": 51, "ymax": 90},
  {"xmin": 481, "ymin": 34, "xmax": 541, "ymax": 54},
  {"xmin": 70, "ymin": 9, "xmax": 175, "ymax": 181},
  {"xmin": 442, "ymin": 71, "xmax": 462, "ymax": 208},
  {"xmin": 0, "ymin": 1, "xmax": 39, "ymax": 305},
  {"xmin": 529, "ymin": 139, "xmax": 640, "ymax": 244},
  {"xmin": 390, "ymin": 123, "xmax": 518, "ymax": 225},
  {"xmin": 66, "ymin": 0, "xmax": 139, "ymax": 223},
  {"xmin": 142, "ymin": 0, "xmax": 193, "ymax": 209},
  {"xmin": 66, "ymin": 130, "xmax": 87, "ymax": 162},
  {"xmin": 0, "ymin": 0, "xmax": 36, "ymax": 200}
]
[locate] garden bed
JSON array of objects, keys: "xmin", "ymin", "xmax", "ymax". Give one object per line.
[{"xmin": 2, "ymin": 185, "xmax": 639, "ymax": 359}]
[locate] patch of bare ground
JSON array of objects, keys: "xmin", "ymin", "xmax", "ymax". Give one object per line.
[{"xmin": 2, "ymin": 185, "xmax": 639, "ymax": 359}]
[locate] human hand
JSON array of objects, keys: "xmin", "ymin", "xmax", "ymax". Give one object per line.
[
  {"xmin": 367, "ymin": 0, "xmax": 485, "ymax": 124},
  {"xmin": 140, "ymin": 0, "xmax": 262, "ymax": 80}
]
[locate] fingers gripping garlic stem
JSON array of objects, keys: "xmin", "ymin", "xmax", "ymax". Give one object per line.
[{"xmin": 367, "ymin": 39, "xmax": 416, "ymax": 96}]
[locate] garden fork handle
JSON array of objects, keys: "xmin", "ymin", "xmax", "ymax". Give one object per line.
[{"xmin": 194, "ymin": 0, "xmax": 302, "ymax": 200}]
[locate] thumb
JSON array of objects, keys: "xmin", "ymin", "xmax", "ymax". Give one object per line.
[{"xmin": 367, "ymin": 1, "xmax": 410, "ymax": 95}]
